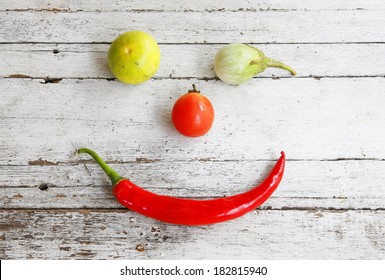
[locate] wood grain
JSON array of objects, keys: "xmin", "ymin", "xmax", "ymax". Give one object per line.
[
  {"xmin": 1, "ymin": 160, "xmax": 385, "ymax": 210},
  {"xmin": 1, "ymin": 78, "xmax": 385, "ymax": 164},
  {"xmin": 2, "ymin": 43, "xmax": 385, "ymax": 79},
  {"xmin": 1, "ymin": 0, "xmax": 385, "ymax": 260},
  {"xmin": 1, "ymin": 10, "xmax": 385, "ymax": 43},
  {"xmin": 1, "ymin": 209, "xmax": 384, "ymax": 259},
  {"xmin": 2, "ymin": 0, "xmax": 384, "ymax": 12}
]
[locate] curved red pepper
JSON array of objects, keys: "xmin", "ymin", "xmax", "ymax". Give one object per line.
[{"xmin": 77, "ymin": 148, "xmax": 285, "ymax": 226}]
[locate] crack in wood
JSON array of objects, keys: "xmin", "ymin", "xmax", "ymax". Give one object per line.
[
  {"xmin": 28, "ymin": 159, "xmax": 59, "ymax": 166},
  {"xmin": 2, "ymin": 8, "xmax": 374, "ymax": 13},
  {"xmin": 3, "ymin": 41, "xmax": 385, "ymax": 45},
  {"xmin": 135, "ymin": 158, "xmax": 161, "ymax": 163},
  {"xmin": 3, "ymin": 75, "xmax": 385, "ymax": 81},
  {"xmin": 4, "ymin": 8, "xmax": 75, "ymax": 13},
  {"xmin": 0, "ymin": 208, "xmax": 384, "ymax": 212},
  {"xmin": 40, "ymin": 76, "xmax": 62, "ymax": 84},
  {"xmin": 7, "ymin": 74, "xmax": 32, "ymax": 78},
  {"xmin": 1, "ymin": 156, "xmax": 384, "ymax": 169}
]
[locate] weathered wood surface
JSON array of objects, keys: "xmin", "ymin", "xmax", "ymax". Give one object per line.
[
  {"xmin": 2, "ymin": 10, "xmax": 385, "ymax": 43},
  {"xmin": 2, "ymin": 43, "xmax": 385, "ymax": 79},
  {"xmin": 1, "ymin": 160, "xmax": 385, "ymax": 210},
  {"xmin": 1, "ymin": 0, "xmax": 385, "ymax": 259},
  {"xmin": 2, "ymin": 0, "xmax": 384, "ymax": 12},
  {"xmin": 1, "ymin": 210, "xmax": 384, "ymax": 259},
  {"xmin": 1, "ymin": 78, "xmax": 385, "ymax": 163}
]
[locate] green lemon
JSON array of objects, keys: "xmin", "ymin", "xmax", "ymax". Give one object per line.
[{"xmin": 108, "ymin": 31, "xmax": 161, "ymax": 85}]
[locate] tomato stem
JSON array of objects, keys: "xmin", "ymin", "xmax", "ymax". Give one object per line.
[{"xmin": 188, "ymin": 84, "xmax": 200, "ymax": 93}]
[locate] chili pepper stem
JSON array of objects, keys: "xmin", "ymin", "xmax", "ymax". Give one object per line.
[
  {"xmin": 264, "ymin": 57, "xmax": 297, "ymax": 76},
  {"xmin": 77, "ymin": 148, "xmax": 124, "ymax": 186}
]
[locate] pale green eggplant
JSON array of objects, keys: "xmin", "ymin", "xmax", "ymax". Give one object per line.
[{"xmin": 214, "ymin": 43, "xmax": 296, "ymax": 85}]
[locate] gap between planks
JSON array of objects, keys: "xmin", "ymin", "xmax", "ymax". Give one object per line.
[
  {"xmin": 3, "ymin": 76, "xmax": 385, "ymax": 83},
  {"xmin": 1, "ymin": 157, "xmax": 385, "ymax": 168},
  {"xmin": 1, "ymin": 208, "xmax": 384, "ymax": 212},
  {"xmin": 3, "ymin": 42, "xmax": 385, "ymax": 45},
  {"xmin": 1, "ymin": 0, "xmax": 384, "ymax": 13},
  {"xmin": 1, "ymin": 8, "xmax": 375, "ymax": 13}
]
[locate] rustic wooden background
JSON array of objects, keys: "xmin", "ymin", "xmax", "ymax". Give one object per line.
[{"xmin": 1, "ymin": 0, "xmax": 385, "ymax": 259}]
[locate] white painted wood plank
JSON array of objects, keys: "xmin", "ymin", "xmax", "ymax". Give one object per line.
[
  {"xmin": 2, "ymin": 0, "xmax": 383, "ymax": 12},
  {"xmin": 1, "ymin": 0, "xmax": 385, "ymax": 262},
  {"xmin": 1, "ymin": 10, "xmax": 385, "ymax": 43},
  {"xmin": 2, "ymin": 43, "xmax": 385, "ymax": 78},
  {"xmin": 1, "ymin": 78, "xmax": 384, "ymax": 164},
  {"xmin": 1, "ymin": 160, "xmax": 385, "ymax": 209},
  {"xmin": 1, "ymin": 210, "xmax": 384, "ymax": 259}
]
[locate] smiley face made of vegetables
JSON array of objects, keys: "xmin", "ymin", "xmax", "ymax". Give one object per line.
[{"xmin": 76, "ymin": 39, "xmax": 292, "ymax": 226}]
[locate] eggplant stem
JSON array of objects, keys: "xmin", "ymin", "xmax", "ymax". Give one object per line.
[{"xmin": 265, "ymin": 58, "xmax": 297, "ymax": 76}]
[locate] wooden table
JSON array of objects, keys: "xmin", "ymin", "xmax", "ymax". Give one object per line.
[{"xmin": 1, "ymin": 0, "xmax": 385, "ymax": 259}]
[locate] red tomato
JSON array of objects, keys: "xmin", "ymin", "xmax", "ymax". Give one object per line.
[{"xmin": 172, "ymin": 86, "xmax": 214, "ymax": 137}]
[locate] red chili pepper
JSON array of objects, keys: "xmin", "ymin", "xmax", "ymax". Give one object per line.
[{"xmin": 77, "ymin": 148, "xmax": 285, "ymax": 226}]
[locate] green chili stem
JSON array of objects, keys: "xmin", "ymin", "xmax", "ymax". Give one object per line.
[
  {"xmin": 77, "ymin": 148, "xmax": 123, "ymax": 186},
  {"xmin": 265, "ymin": 58, "xmax": 297, "ymax": 76}
]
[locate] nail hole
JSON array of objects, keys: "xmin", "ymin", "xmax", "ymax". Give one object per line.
[
  {"xmin": 39, "ymin": 183, "xmax": 56, "ymax": 190},
  {"xmin": 39, "ymin": 184, "xmax": 49, "ymax": 191},
  {"xmin": 53, "ymin": 49, "xmax": 60, "ymax": 54},
  {"xmin": 135, "ymin": 244, "xmax": 145, "ymax": 252}
]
